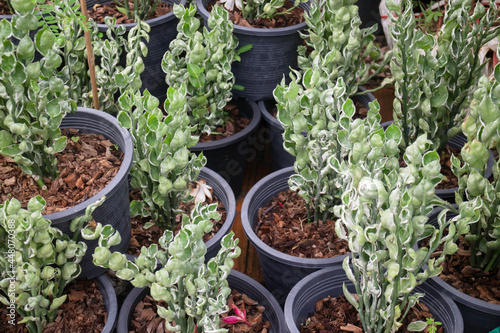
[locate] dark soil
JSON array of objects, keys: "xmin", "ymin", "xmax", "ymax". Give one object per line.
[
  {"xmin": 0, "ymin": 279, "xmax": 107, "ymax": 333},
  {"xmin": 255, "ymin": 190, "xmax": 349, "ymax": 259},
  {"xmin": 426, "ymin": 234, "xmax": 500, "ymax": 304},
  {"xmin": 88, "ymin": 1, "xmax": 172, "ymax": 24},
  {"xmin": 300, "ymin": 295, "xmax": 443, "ymax": 333},
  {"xmin": 211, "ymin": 0, "xmax": 304, "ymax": 29},
  {"xmin": 126, "ymin": 186, "xmax": 226, "ymax": 256},
  {"xmin": 0, "ymin": 130, "xmax": 124, "ymax": 215},
  {"xmin": 0, "ymin": 0, "xmax": 11, "ymax": 15},
  {"xmin": 198, "ymin": 103, "xmax": 251, "ymax": 142},
  {"xmin": 131, "ymin": 288, "xmax": 271, "ymax": 332}
]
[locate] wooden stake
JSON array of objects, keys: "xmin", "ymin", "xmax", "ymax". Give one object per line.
[{"xmin": 79, "ymin": 0, "xmax": 100, "ymax": 110}]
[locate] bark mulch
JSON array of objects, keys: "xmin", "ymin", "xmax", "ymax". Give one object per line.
[
  {"xmin": 88, "ymin": 1, "xmax": 172, "ymax": 24},
  {"xmin": 131, "ymin": 288, "xmax": 271, "ymax": 332},
  {"xmin": 0, "ymin": 129, "xmax": 124, "ymax": 215},
  {"xmin": 300, "ymin": 295, "xmax": 443, "ymax": 333},
  {"xmin": 255, "ymin": 189, "xmax": 349, "ymax": 259},
  {"xmin": 198, "ymin": 103, "xmax": 251, "ymax": 143},
  {"xmin": 1, "ymin": 279, "xmax": 108, "ymax": 333},
  {"xmin": 0, "ymin": 0, "xmax": 10, "ymax": 15}
]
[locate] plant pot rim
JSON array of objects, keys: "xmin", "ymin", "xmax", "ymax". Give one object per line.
[
  {"xmin": 90, "ymin": 0, "xmax": 186, "ymax": 30},
  {"xmin": 241, "ymin": 166, "xmax": 349, "ymax": 267},
  {"xmin": 190, "ymin": 100, "xmax": 261, "ymax": 151},
  {"xmin": 426, "ymin": 206, "xmax": 500, "ymax": 315},
  {"xmin": 95, "ymin": 273, "xmax": 119, "ymax": 333},
  {"xmin": 43, "ymin": 107, "xmax": 133, "ymax": 223},
  {"xmin": 285, "ymin": 265, "xmax": 464, "ymax": 333},
  {"xmin": 116, "ymin": 269, "xmax": 284, "ymax": 333},
  {"xmin": 196, "ymin": 0, "xmax": 308, "ymax": 36}
]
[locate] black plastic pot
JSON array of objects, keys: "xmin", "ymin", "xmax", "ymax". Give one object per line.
[
  {"xmin": 198, "ymin": 167, "xmax": 237, "ymax": 260},
  {"xmin": 85, "ymin": 0, "xmax": 185, "ymax": 102},
  {"xmin": 95, "ymin": 273, "xmax": 119, "ymax": 333},
  {"xmin": 285, "ymin": 266, "xmax": 464, "ymax": 333},
  {"xmin": 44, "ymin": 107, "xmax": 133, "ymax": 279},
  {"xmin": 426, "ymin": 208, "xmax": 500, "ymax": 333},
  {"xmin": 196, "ymin": 0, "xmax": 309, "ymax": 102},
  {"xmin": 241, "ymin": 167, "xmax": 347, "ymax": 306},
  {"xmin": 381, "ymin": 121, "xmax": 495, "ymax": 203},
  {"xmin": 259, "ymin": 87, "xmax": 377, "ymax": 171},
  {"xmin": 189, "ymin": 99, "xmax": 261, "ymax": 198},
  {"xmin": 116, "ymin": 270, "xmax": 285, "ymax": 333}
]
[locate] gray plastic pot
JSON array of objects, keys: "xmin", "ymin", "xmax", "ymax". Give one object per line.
[
  {"xmin": 381, "ymin": 121, "xmax": 495, "ymax": 203},
  {"xmin": 426, "ymin": 208, "xmax": 500, "ymax": 333},
  {"xmin": 241, "ymin": 167, "xmax": 347, "ymax": 306},
  {"xmin": 116, "ymin": 270, "xmax": 285, "ymax": 333},
  {"xmin": 44, "ymin": 107, "xmax": 133, "ymax": 279},
  {"xmin": 196, "ymin": 0, "xmax": 309, "ymax": 102},
  {"xmin": 285, "ymin": 266, "xmax": 464, "ymax": 333},
  {"xmin": 259, "ymin": 87, "xmax": 377, "ymax": 171},
  {"xmin": 189, "ymin": 100, "xmax": 261, "ymax": 198},
  {"xmin": 95, "ymin": 273, "xmax": 119, "ymax": 333},
  {"xmin": 85, "ymin": 0, "xmax": 185, "ymax": 102}
]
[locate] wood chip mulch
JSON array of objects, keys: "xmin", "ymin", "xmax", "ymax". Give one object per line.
[
  {"xmin": 432, "ymin": 234, "xmax": 500, "ymax": 304},
  {"xmin": 0, "ymin": 129, "xmax": 124, "ymax": 215},
  {"xmin": 126, "ymin": 187, "xmax": 226, "ymax": 256},
  {"xmin": 88, "ymin": 1, "xmax": 173, "ymax": 24},
  {"xmin": 212, "ymin": 0, "xmax": 304, "ymax": 29},
  {"xmin": 300, "ymin": 295, "xmax": 443, "ymax": 333},
  {"xmin": 0, "ymin": 279, "xmax": 108, "ymax": 333},
  {"xmin": 197, "ymin": 103, "xmax": 251, "ymax": 143},
  {"xmin": 0, "ymin": 0, "xmax": 11, "ymax": 15},
  {"xmin": 255, "ymin": 189, "xmax": 349, "ymax": 259},
  {"xmin": 131, "ymin": 288, "xmax": 271, "ymax": 332}
]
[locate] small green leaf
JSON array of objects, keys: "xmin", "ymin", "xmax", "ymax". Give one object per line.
[
  {"xmin": 117, "ymin": 111, "xmax": 132, "ymax": 129},
  {"xmin": 407, "ymin": 320, "xmax": 427, "ymax": 331},
  {"xmin": 52, "ymin": 136, "xmax": 67, "ymax": 154}
]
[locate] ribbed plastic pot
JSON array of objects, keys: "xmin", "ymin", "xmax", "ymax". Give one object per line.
[
  {"xmin": 426, "ymin": 208, "xmax": 500, "ymax": 333},
  {"xmin": 381, "ymin": 121, "xmax": 495, "ymax": 203},
  {"xmin": 198, "ymin": 167, "xmax": 237, "ymax": 260},
  {"xmin": 44, "ymin": 107, "xmax": 133, "ymax": 279},
  {"xmin": 85, "ymin": 0, "xmax": 185, "ymax": 102},
  {"xmin": 259, "ymin": 87, "xmax": 377, "ymax": 171},
  {"xmin": 241, "ymin": 167, "xmax": 347, "ymax": 306},
  {"xmin": 196, "ymin": 0, "xmax": 309, "ymax": 102},
  {"xmin": 94, "ymin": 274, "xmax": 119, "ymax": 333},
  {"xmin": 116, "ymin": 270, "xmax": 285, "ymax": 333},
  {"xmin": 284, "ymin": 266, "xmax": 464, "ymax": 333},
  {"xmin": 189, "ymin": 100, "xmax": 261, "ymax": 198}
]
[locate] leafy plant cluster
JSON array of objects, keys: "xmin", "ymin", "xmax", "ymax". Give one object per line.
[
  {"xmin": 162, "ymin": 4, "xmax": 247, "ymax": 135},
  {"xmin": 336, "ymin": 128, "xmax": 465, "ymax": 332},
  {"xmin": 221, "ymin": 0, "xmax": 308, "ymax": 20},
  {"xmin": 451, "ymin": 72, "xmax": 500, "ymax": 272},
  {"xmin": 0, "ymin": 196, "xmax": 105, "ymax": 333},
  {"xmin": 388, "ymin": 0, "xmax": 500, "ymax": 152},
  {"xmin": 112, "ymin": 0, "xmax": 160, "ymax": 21},
  {"xmin": 92, "ymin": 202, "xmax": 241, "ymax": 333}
]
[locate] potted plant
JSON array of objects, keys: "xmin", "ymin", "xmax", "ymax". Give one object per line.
[
  {"xmin": 260, "ymin": 0, "xmax": 387, "ymax": 170},
  {"xmin": 242, "ymin": 78, "xmax": 383, "ymax": 305},
  {"xmin": 162, "ymin": 4, "xmax": 261, "ymax": 196},
  {"xmin": 196, "ymin": 0, "xmax": 310, "ymax": 101},
  {"xmin": 386, "ymin": 0, "xmax": 499, "ymax": 201},
  {"xmin": 285, "ymin": 127, "xmax": 465, "ymax": 332},
  {"xmin": 422, "ymin": 72, "xmax": 500, "ymax": 332},
  {"xmin": 84, "ymin": 0, "xmax": 187, "ymax": 101},
  {"xmin": 0, "ymin": 2, "xmax": 133, "ymax": 278},
  {"xmin": 0, "ymin": 196, "xmax": 118, "ymax": 333},
  {"xmin": 91, "ymin": 202, "xmax": 279, "ymax": 332}
]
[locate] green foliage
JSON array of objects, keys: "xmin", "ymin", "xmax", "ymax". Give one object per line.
[
  {"xmin": 113, "ymin": 0, "xmax": 160, "ymax": 21},
  {"xmin": 274, "ymin": 76, "xmax": 382, "ymax": 223},
  {"xmin": 451, "ymin": 73, "xmax": 500, "ymax": 272},
  {"xmin": 412, "ymin": 0, "xmax": 444, "ymax": 34},
  {"xmin": 118, "ymin": 84, "xmax": 205, "ymax": 230},
  {"xmin": 162, "ymin": 4, "xmax": 240, "ymax": 135},
  {"xmin": 298, "ymin": 0, "xmax": 389, "ymax": 97},
  {"xmin": 335, "ymin": 131, "xmax": 463, "ymax": 333},
  {"xmin": 0, "ymin": 196, "xmax": 103, "ymax": 333},
  {"xmin": 92, "ymin": 202, "xmax": 241, "ymax": 333},
  {"xmin": 389, "ymin": 0, "xmax": 500, "ymax": 152},
  {"xmin": 0, "ymin": 8, "xmax": 73, "ymax": 184},
  {"xmin": 220, "ymin": 0, "xmax": 308, "ymax": 20}
]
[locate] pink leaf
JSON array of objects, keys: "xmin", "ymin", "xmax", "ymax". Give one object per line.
[{"xmin": 223, "ymin": 315, "xmax": 244, "ymax": 324}]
